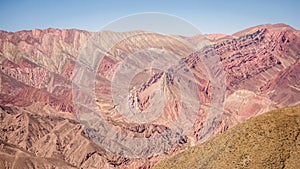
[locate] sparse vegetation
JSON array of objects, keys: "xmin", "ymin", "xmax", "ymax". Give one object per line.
[{"xmin": 152, "ymin": 106, "xmax": 300, "ymax": 169}]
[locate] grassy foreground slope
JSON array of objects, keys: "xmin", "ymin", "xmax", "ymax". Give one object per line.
[{"xmin": 153, "ymin": 106, "xmax": 300, "ymax": 169}]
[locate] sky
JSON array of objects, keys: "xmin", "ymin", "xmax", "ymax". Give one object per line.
[{"xmin": 0, "ymin": 0, "xmax": 299, "ymax": 35}]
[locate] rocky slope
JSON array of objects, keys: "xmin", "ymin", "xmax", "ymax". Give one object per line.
[
  {"xmin": 152, "ymin": 105, "xmax": 300, "ymax": 169},
  {"xmin": 188, "ymin": 23, "xmax": 300, "ymax": 141},
  {"xmin": 0, "ymin": 24, "xmax": 299, "ymax": 168},
  {"xmin": 0, "ymin": 105, "xmax": 156, "ymax": 169}
]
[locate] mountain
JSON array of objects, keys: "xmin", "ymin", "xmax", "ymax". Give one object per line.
[
  {"xmin": 0, "ymin": 105, "xmax": 144, "ymax": 169},
  {"xmin": 0, "ymin": 24, "xmax": 299, "ymax": 168},
  {"xmin": 152, "ymin": 105, "xmax": 300, "ymax": 169}
]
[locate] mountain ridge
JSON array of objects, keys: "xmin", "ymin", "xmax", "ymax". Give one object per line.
[{"xmin": 1, "ymin": 23, "xmax": 298, "ymax": 39}]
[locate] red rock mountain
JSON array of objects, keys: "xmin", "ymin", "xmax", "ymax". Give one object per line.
[{"xmin": 0, "ymin": 24, "xmax": 299, "ymax": 168}]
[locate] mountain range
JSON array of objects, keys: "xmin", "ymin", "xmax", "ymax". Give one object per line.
[{"xmin": 0, "ymin": 23, "xmax": 299, "ymax": 168}]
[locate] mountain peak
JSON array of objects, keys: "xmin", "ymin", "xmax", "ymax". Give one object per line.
[{"xmin": 233, "ymin": 23, "xmax": 296, "ymax": 37}]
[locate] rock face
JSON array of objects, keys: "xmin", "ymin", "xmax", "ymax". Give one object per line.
[
  {"xmin": 0, "ymin": 24, "xmax": 299, "ymax": 168},
  {"xmin": 0, "ymin": 28, "xmax": 91, "ymax": 113},
  {"xmin": 189, "ymin": 24, "xmax": 300, "ymax": 140}
]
